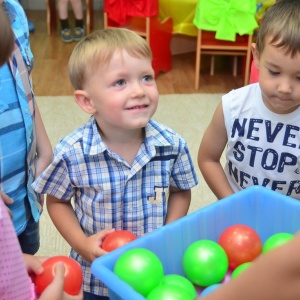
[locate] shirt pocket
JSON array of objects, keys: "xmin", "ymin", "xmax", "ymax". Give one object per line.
[{"xmin": 143, "ymin": 160, "xmax": 172, "ymax": 205}]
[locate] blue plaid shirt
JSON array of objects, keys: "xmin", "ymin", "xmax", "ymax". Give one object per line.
[
  {"xmin": 0, "ymin": 0, "xmax": 40, "ymax": 234},
  {"xmin": 32, "ymin": 117, "xmax": 198, "ymax": 296}
]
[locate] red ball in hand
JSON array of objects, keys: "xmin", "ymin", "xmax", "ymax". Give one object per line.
[
  {"xmin": 35, "ymin": 256, "xmax": 83, "ymax": 296},
  {"xmin": 102, "ymin": 230, "xmax": 137, "ymax": 252},
  {"xmin": 218, "ymin": 224, "xmax": 262, "ymax": 269}
]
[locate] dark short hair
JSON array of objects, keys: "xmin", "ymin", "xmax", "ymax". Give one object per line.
[{"xmin": 256, "ymin": 0, "xmax": 300, "ymax": 57}]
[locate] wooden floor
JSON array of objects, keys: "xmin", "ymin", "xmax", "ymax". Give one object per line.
[{"xmin": 26, "ymin": 10, "xmax": 244, "ymax": 96}]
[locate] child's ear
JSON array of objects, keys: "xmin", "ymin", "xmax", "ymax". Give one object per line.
[
  {"xmin": 74, "ymin": 90, "xmax": 96, "ymax": 114},
  {"xmin": 251, "ymin": 43, "xmax": 259, "ymax": 69}
]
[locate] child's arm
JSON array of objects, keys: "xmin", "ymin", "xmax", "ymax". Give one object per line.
[
  {"xmin": 34, "ymin": 104, "xmax": 53, "ymax": 179},
  {"xmin": 164, "ymin": 187, "xmax": 191, "ymax": 224},
  {"xmin": 46, "ymin": 195, "xmax": 114, "ymax": 263},
  {"xmin": 198, "ymin": 102, "xmax": 234, "ymax": 200}
]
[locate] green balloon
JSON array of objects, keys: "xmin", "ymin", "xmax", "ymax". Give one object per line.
[
  {"xmin": 231, "ymin": 262, "xmax": 252, "ymax": 279},
  {"xmin": 114, "ymin": 248, "xmax": 164, "ymax": 297},
  {"xmin": 183, "ymin": 240, "xmax": 228, "ymax": 287},
  {"xmin": 159, "ymin": 274, "xmax": 197, "ymax": 299},
  {"xmin": 263, "ymin": 233, "xmax": 294, "ymax": 254},
  {"xmin": 147, "ymin": 284, "xmax": 193, "ymax": 300}
]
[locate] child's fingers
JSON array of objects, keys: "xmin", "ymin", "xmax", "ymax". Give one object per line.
[
  {"xmin": 51, "ymin": 262, "xmax": 66, "ymax": 288},
  {"xmin": 0, "ymin": 190, "xmax": 13, "ymax": 204},
  {"xmin": 99, "ymin": 228, "xmax": 115, "ymax": 239},
  {"xmin": 23, "ymin": 254, "xmax": 43, "ymax": 275}
]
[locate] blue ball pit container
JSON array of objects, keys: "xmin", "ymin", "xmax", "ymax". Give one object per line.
[{"xmin": 91, "ymin": 186, "xmax": 300, "ymax": 300}]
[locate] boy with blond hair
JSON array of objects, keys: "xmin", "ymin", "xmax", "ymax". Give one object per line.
[{"xmin": 33, "ymin": 28, "xmax": 198, "ymax": 299}]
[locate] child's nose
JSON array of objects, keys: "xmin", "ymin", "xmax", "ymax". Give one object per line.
[
  {"xmin": 131, "ymin": 82, "xmax": 145, "ymax": 97},
  {"xmin": 278, "ymin": 78, "xmax": 292, "ymax": 94}
]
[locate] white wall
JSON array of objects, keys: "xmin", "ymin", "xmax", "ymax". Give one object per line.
[{"xmin": 21, "ymin": 0, "xmax": 103, "ymax": 10}]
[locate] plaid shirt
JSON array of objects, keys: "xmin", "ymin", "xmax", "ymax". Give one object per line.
[
  {"xmin": 0, "ymin": 0, "xmax": 40, "ymax": 234},
  {"xmin": 32, "ymin": 117, "xmax": 198, "ymax": 296}
]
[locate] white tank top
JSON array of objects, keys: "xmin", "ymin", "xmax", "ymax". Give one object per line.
[{"xmin": 223, "ymin": 83, "xmax": 300, "ymax": 199}]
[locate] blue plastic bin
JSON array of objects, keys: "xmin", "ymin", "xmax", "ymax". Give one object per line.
[{"xmin": 91, "ymin": 186, "xmax": 300, "ymax": 300}]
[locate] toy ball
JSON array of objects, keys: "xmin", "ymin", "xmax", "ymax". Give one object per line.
[
  {"xmin": 201, "ymin": 283, "xmax": 223, "ymax": 297},
  {"xmin": 159, "ymin": 274, "xmax": 197, "ymax": 299},
  {"xmin": 35, "ymin": 256, "xmax": 83, "ymax": 296},
  {"xmin": 114, "ymin": 248, "xmax": 164, "ymax": 297},
  {"xmin": 231, "ymin": 262, "xmax": 252, "ymax": 279},
  {"xmin": 221, "ymin": 269, "xmax": 233, "ymax": 284},
  {"xmin": 102, "ymin": 229, "xmax": 137, "ymax": 252},
  {"xmin": 262, "ymin": 232, "xmax": 294, "ymax": 254},
  {"xmin": 182, "ymin": 239, "xmax": 228, "ymax": 287},
  {"xmin": 218, "ymin": 224, "xmax": 262, "ymax": 269},
  {"xmin": 147, "ymin": 284, "xmax": 194, "ymax": 300}
]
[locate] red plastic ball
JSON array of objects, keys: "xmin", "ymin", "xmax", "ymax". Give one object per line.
[
  {"xmin": 102, "ymin": 230, "xmax": 137, "ymax": 252},
  {"xmin": 218, "ymin": 224, "xmax": 262, "ymax": 269},
  {"xmin": 35, "ymin": 256, "xmax": 83, "ymax": 296}
]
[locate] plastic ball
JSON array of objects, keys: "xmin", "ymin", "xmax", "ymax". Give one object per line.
[
  {"xmin": 201, "ymin": 283, "xmax": 222, "ymax": 296},
  {"xmin": 231, "ymin": 262, "xmax": 252, "ymax": 279},
  {"xmin": 262, "ymin": 232, "xmax": 294, "ymax": 254},
  {"xmin": 147, "ymin": 284, "xmax": 194, "ymax": 300},
  {"xmin": 102, "ymin": 230, "xmax": 137, "ymax": 252},
  {"xmin": 35, "ymin": 256, "xmax": 83, "ymax": 296},
  {"xmin": 218, "ymin": 224, "xmax": 262, "ymax": 269},
  {"xmin": 159, "ymin": 274, "xmax": 197, "ymax": 299},
  {"xmin": 114, "ymin": 248, "xmax": 164, "ymax": 297},
  {"xmin": 221, "ymin": 269, "xmax": 233, "ymax": 284},
  {"xmin": 182, "ymin": 239, "xmax": 228, "ymax": 287}
]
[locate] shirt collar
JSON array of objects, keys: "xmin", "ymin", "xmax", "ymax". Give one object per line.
[{"xmin": 82, "ymin": 117, "xmax": 174, "ymax": 156}]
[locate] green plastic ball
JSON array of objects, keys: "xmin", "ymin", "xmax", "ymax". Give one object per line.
[
  {"xmin": 183, "ymin": 240, "xmax": 228, "ymax": 287},
  {"xmin": 159, "ymin": 274, "xmax": 197, "ymax": 299},
  {"xmin": 231, "ymin": 262, "xmax": 252, "ymax": 279},
  {"xmin": 263, "ymin": 233, "xmax": 294, "ymax": 254},
  {"xmin": 114, "ymin": 248, "xmax": 164, "ymax": 297},
  {"xmin": 147, "ymin": 284, "xmax": 193, "ymax": 300}
]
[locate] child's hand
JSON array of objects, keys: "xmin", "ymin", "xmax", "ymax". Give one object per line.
[
  {"xmin": 80, "ymin": 228, "xmax": 115, "ymax": 263},
  {"xmin": 0, "ymin": 190, "xmax": 13, "ymax": 218},
  {"xmin": 39, "ymin": 262, "xmax": 83, "ymax": 300},
  {"xmin": 23, "ymin": 254, "xmax": 45, "ymax": 276}
]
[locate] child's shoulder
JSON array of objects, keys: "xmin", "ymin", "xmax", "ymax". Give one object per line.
[
  {"xmin": 148, "ymin": 119, "xmax": 186, "ymax": 145},
  {"xmin": 224, "ymin": 82, "xmax": 260, "ymax": 98},
  {"xmin": 54, "ymin": 118, "xmax": 94, "ymax": 155}
]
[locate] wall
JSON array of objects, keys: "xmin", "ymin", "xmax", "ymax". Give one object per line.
[{"xmin": 21, "ymin": 0, "xmax": 103, "ymax": 10}]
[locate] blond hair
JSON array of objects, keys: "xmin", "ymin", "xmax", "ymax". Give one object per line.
[
  {"xmin": 256, "ymin": 0, "xmax": 300, "ymax": 58},
  {"xmin": 68, "ymin": 28, "xmax": 152, "ymax": 90}
]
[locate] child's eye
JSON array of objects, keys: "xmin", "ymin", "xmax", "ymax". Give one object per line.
[
  {"xmin": 114, "ymin": 79, "xmax": 126, "ymax": 86},
  {"xmin": 268, "ymin": 69, "xmax": 280, "ymax": 76},
  {"xmin": 141, "ymin": 75, "xmax": 154, "ymax": 83}
]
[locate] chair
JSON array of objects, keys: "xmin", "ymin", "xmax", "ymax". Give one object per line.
[
  {"xmin": 46, "ymin": 0, "xmax": 94, "ymax": 35},
  {"xmin": 103, "ymin": 0, "xmax": 173, "ymax": 77},
  {"xmin": 193, "ymin": 0, "xmax": 258, "ymax": 89}
]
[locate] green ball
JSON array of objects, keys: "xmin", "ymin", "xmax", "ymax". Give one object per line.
[
  {"xmin": 147, "ymin": 284, "xmax": 193, "ymax": 300},
  {"xmin": 183, "ymin": 240, "xmax": 228, "ymax": 287},
  {"xmin": 263, "ymin": 233, "xmax": 294, "ymax": 254},
  {"xmin": 231, "ymin": 262, "xmax": 252, "ymax": 279},
  {"xmin": 114, "ymin": 248, "xmax": 164, "ymax": 297},
  {"xmin": 159, "ymin": 274, "xmax": 197, "ymax": 299}
]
